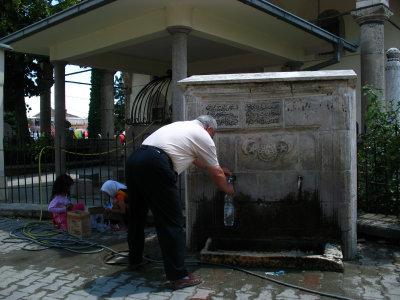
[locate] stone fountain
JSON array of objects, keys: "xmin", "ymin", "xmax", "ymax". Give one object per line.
[{"xmin": 178, "ymin": 70, "xmax": 357, "ymax": 270}]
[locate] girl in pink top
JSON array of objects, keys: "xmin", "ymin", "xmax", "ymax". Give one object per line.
[{"xmin": 48, "ymin": 174, "xmax": 85, "ymax": 231}]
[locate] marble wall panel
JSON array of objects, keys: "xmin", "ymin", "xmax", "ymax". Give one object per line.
[
  {"xmin": 244, "ymin": 100, "xmax": 282, "ymax": 128},
  {"xmin": 283, "ymin": 95, "xmax": 333, "ymax": 129},
  {"xmin": 238, "ymin": 134, "xmax": 298, "ymax": 171}
]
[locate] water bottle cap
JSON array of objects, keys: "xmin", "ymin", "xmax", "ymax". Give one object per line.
[{"xmin": 227, "ymin": 175, "xmax": 236, "ymax": 183}]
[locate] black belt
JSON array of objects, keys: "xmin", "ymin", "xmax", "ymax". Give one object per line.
[{"xmin": 139, "ymin": 145, "xmax": 173, "ymax": 167}]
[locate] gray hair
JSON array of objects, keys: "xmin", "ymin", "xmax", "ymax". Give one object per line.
[{"xmin": 196, "ymin": 115, "xmax": 218, "ymax": 130}]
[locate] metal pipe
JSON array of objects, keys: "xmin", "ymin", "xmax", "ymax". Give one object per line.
[
  {"xmin": 297, "ymin": 175, "xmax": 303, "ymax": 191},
  {"xmin": 238, "ymin": 0, "xmax": 358, "ymax": 53},
  {"xmin": 0, "ymin": 0, "xmax": 118, "ymax": 44}
]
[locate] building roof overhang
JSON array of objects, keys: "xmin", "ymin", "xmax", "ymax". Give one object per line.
[{"xmin": 0, "ymin": 0, "xmax": 358, "ymax": 75}]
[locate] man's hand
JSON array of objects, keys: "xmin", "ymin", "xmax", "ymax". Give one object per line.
[
  {"xmin": 221, "ymin": 167, "xmax": 232, "ymax": 176},
  {"xmin": 225, "ymin": 183, "xmax": 235, "ymax": 196},
  {"xmin": 206, "ymin": 165, "xmax": 236, "ymax": 196}
]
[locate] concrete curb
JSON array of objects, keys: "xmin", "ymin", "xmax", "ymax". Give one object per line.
[
  {"xmin": 357, "ymin": 213, "xmax": 400, "ymax": 241},
  {"xmin": 0, "ymin": 203, "xmax": 52, "ymax": 219},
  {"xmin": 0, "ymin": 202, "xmax": 155, "ymax": 224}
]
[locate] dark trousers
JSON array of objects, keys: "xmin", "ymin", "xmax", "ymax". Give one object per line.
[{"xmin": 125, "ymin": 145, "xmax": 188, "ymax": 281}]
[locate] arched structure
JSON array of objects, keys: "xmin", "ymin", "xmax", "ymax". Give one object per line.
[{"xmin": 127, "ymin": 74, "xmax": 172, "ymax": 125}]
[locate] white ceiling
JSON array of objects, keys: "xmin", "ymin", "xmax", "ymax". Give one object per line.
[{"xmin": 1, "ymin": 0, "xmax": 348, "ymax": 75}]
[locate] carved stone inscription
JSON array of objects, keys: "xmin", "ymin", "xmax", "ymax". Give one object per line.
[
  {"xmin": 242, "ymin": 138, "xmax": 292, "ymax": 162},
  {"xmin": 205, "ymin": 104, "xmax": 239, "ymax": 127},
  {"xmin": 246, "ymin": 102, "xmax": 281, "ymax": 126}
]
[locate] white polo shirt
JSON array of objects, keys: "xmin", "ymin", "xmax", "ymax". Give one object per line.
[{"xmin": 142, "ymin": 120, "xmax": 219, "ymax": 174}]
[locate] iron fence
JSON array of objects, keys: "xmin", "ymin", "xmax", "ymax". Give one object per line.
[
  {"xmin": 3, "ymin": 134, "xmax": 399, "ymax": 216},
  {"xmin": 0, "ymin": 135, "xmax": 127, "ymax": 207},
  {"xmin": 357, "ymin": 140, "xmax": 400, "ymax": 216},
  {"xmin": 0, "ymin": 132, "xmax": 185, "ymax": 208}
]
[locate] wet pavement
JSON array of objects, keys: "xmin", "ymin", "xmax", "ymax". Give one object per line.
[{"xmin": 0, "ymin": 216, "xmax": 399, "ymax": 300}]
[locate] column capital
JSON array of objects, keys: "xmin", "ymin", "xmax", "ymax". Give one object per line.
[
  {"xmin": 51, "ymin": 60, "xmax": 67, "ymax": 67},
  {"xmin": 351, "ymin": 4, "xmax": 393, "ymax": 25},
  {"xmin": 356, "ymin": 0, "xmax": 389, "ymax": 9},
  {"xmin": 167, "ymin": 25, "xmax": 192, "ymax": 35}
]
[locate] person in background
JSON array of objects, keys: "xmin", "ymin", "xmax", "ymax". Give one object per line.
[
  {"xmin": 48, "ymin": 174, "xmax": 85, "ymax": 231},
  {"xmin": 125, "ymin": 115, "xmax": 235, "ymax": 290},
  {"xmin": 101, "ymin": 180, "xmax": 128, "ymax": 230},
  {"xmin": 74, "ymin": 128, "xmax": 84, "ymax": 139},
  {"xmin": 119, "ymin": 131, "xmax": 126, "ymax": 146}
]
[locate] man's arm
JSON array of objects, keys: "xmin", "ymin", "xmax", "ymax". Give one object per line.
[
  {"xmin": 206, "ymin": 165, "xmax": 235, "ymax": 195},
  {"xmin": 193, "ymin": 159, "xmax": 235, "ymax": 195},
  {"xmin": 193, "ymin": 158, "xmax": 232, "ymax": 176},
  {"xmin": 193, "ymin": 158, "xmax": 207, "ymax": 169}
]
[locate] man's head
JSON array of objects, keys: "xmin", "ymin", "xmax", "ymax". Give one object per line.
[{"xmin": 196, "ymin": 115, "xmax": 217, "ymax": 138}]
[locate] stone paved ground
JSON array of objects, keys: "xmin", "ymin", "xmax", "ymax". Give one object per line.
[{"xmin": 0, "ymin": 216, "xmax": 399, "ymax": 300}]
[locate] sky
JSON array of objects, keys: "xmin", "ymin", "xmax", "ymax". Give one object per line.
[{"xmin": 25, "ymin": 65, "xmax": 91, "ymax": 119}]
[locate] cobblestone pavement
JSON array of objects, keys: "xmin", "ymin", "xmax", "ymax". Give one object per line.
[{"xmin": 0, "ymin": 217, "xmax": 399, "ymax": 300}]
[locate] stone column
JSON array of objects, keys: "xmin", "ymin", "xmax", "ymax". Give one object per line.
[
  {"xmin": 0, "ymin": 44, "xmax": 13, "ymax": 201},
  {"xmin": 40, "ymin": 60, "xmax": 53, "ymax": 138},
  {"xmin": 167, "ymin": 26, "xmax": 191, "ymax": 204},
  {"xmin": 101, "ymin": 70, "xmax": 115, "ymax": 139},
  {"xmin": 122, "ymin": 72, "xmax": 132, "ymax": 131},
  {"xmin": 167, "ymin": 26, "xmax": 191, "ymax": 122},
  {"xmin": 385, "ymin": 48, "xmax": 400, "ymax": 111},
  {"xmin": 352, "ymin": 0, "xmax": 393, "ymax": 131},
  {"xmin": 52, "ymin": 60, "xmax": 67, "ymax": 176}
]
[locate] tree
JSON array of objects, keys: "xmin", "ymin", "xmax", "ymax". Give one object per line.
[
  {"xmin": 87, "ymin": 69, "xmax": 102, "ymax": 138},
  {"xmin": 0, "ymin": 0, "xmax": 83, "ymax": 144},
  {"xmin": 1, "ymin": 1, "xmax": 49, "ymax": 143}
]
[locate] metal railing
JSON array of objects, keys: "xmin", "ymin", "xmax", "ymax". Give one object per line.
[
  {"xmin": 0, "ymin": 135, "xmax": 127, "ymax": 207},
  {"xmin": 0, "ymin": 130, "xmax": 186, "ymax": 208},
  {"xmin": 357, "ymin": 140, "xmax": 400, "ymax": 216}
]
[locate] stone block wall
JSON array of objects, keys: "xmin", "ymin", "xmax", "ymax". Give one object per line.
[{"xmin": 179, "ymin": 70, "xmax": 358, "ymax": 259}]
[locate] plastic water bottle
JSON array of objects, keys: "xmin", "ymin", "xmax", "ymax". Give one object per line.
[
  {"xmin": 224, "ymin": 175, "xmax": 235, "ymax": 227},
  {"xmin": 224, "ymin": 193, "xmax": 234, "ymax": 226}
]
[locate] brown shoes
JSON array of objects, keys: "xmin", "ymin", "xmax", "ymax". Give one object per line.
[{"xmin": 168, "ymin": 274, "xmax": 203, "ymax": 290}]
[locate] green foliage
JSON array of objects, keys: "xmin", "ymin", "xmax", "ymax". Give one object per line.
[
  {"xmin": 87, "ymin": 69, "xmax": 102, "ymax": 138},
  {"xmin": 0, "ymin": 1, "xmax": 49, "ymax": 37},
  {"xmin": 0, "ymin": 0, "xmax": 83, "ymax": 37},
  {"xmin": 114, "ymin": 73, "xmax": 126, "ymax": 132},
  {"xmin": 4, "ymin": 110, "xmax": 17, "ymax": 133},
  {"xmin": 4, "ymin": 134, "xmax": 54, "ymax": 166},
  {"xmin": 48, "ymin": 0, "xmax": 82, "ymax": 14},
  {"xmin": 0, "ymin": 0, "xmax": 69, "ymax": 97},
  {"xmin": 358, "ymin": 87, "xmax": 400, "ymax": 215},
  {"xmin": 1, "ymin": 0, "xmax": 83, "ymax": 144},
  {"xmin": 30, "ymin": 134, "xmax": 54, "ymax": 161}
]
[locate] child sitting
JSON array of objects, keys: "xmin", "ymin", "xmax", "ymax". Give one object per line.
[
  {"xmin": 48, "ymin": 174, "xmax": 85, "ymax": 231},
  {"xmin": 101, "ymin": 180, "xmax": 128, "ymax": 230}
]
